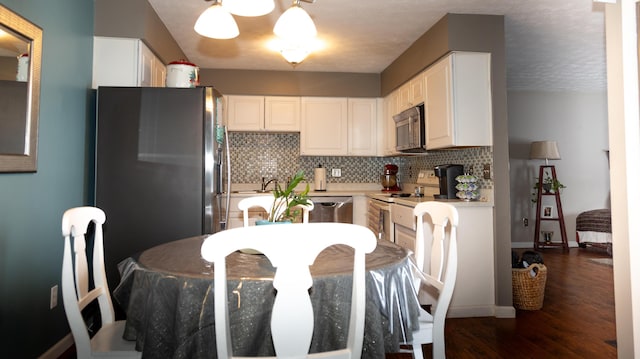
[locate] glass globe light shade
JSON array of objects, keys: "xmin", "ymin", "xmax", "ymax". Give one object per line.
[
  {"xmin": 277, "ymin": 39, "xmax": 312, "ymax": 65},
  {"xmin": 273, "ymin": 5, "xmax": 317, "ymax": 41},
  {"xmin": 194, "ymin": 3, "xmax": 239, "ymax": 39},
  {"xmin": 222, "ymin": 0, "xmax": 275, "ymax": 17}
]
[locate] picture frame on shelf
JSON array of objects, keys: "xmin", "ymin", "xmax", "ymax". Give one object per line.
[{"xmin": 542, "ymin": 205, "xmax": 553, "ymax": 218}]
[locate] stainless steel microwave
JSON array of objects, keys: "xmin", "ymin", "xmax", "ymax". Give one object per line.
[{"xmin": 394, "ymin": 104, "xmax": 426, "ymax": 153}]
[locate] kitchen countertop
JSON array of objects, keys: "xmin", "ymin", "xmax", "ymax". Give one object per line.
[{"xmin": 367, "ymin": 191, "xmax": 494, "ymax": 207}]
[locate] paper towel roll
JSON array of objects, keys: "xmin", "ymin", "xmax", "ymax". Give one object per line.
[{"xmin": 314, "ymin": 167, "xmax": 326, "ymax": 191}]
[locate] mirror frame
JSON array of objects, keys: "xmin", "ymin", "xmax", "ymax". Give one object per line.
[{"xmin": 0, "ymin": 5, "xmax": 42, "ymax": 172}]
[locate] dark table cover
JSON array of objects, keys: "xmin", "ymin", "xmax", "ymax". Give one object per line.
[{"xmin": 114, "ymin": 235, "xmax": 420, "ymax": 358}]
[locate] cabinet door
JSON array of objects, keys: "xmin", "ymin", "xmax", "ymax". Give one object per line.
[
  {"xmin": 383, "ymin": 91, "xmax": 400, "ymax": 156},
  {"xmin": 425, "ymin": 55, "xmax": 454, "ymax": 149},
  {"xmin": 397, "ymin": 82, "xmax": 412, "ymax": 111},
  {"xmin": 300, "ymin": 97, "xmax": 348, "ymax": 155},
  {"xmin": 139, "ymin": 42, "xmax": 165, "ymax": 87},
  {"xmin": 426, "ymin": 52, "xmax": 492, "ymax": 149},
  {"xmin": 395, "ymin": 224, "xmax": 416, "ymax": 252},
  {"xmin": 226, "ymin": 95, "xmax": 265, "ymax": 131},
  {"xmin": 409, "ymin": 73, "xmax": 425, "ymax": 105},
  {"xmin": 265, "ymin": 96, "xmax": 300, "ymax": 132},
  {"xmin": 92, "ymin": 37, "xmax": 139, "ymax": 88},
  {"xmin": 348, "ymin": 98, "xmax": 377, "ymax": 156}
]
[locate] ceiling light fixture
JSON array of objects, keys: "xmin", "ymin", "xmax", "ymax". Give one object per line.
[
  {"xmin": 273, "ymin": 0, "xmax": 317, "ymax": 41},
  {"xmin": 194, "ymin": 0, "xmax": 239, "ymax": 39},
  {"xmin": 278, "ymin": 40, "xmax": 311, "ymax": 66},
  {"xmin": 222, "ymin": 0, "xmax": 275, "ymax": 17}
]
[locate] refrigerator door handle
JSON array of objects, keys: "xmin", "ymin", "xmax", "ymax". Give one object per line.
[{"xmin": 222, "ymin": 126, "xmax": 231, "ymax": 230}]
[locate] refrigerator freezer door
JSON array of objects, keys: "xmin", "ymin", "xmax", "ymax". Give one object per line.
[{"xmin": 96, "ymin": 87, "xmax": 211, "ymax": 290}]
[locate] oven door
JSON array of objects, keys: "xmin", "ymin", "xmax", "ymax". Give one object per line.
[{"xmin": 367, "ymin": 199, "xmax": 393, "ymax": 242}]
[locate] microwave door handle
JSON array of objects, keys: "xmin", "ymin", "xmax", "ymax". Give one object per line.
[{"xmin": 407, "ymin": 115, "xmax": 413, "ymax": 146}]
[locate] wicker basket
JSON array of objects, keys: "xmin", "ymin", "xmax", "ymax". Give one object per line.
[{"xmin": 512, "ymin": 263, "xmax": 547, "ymax": 310}]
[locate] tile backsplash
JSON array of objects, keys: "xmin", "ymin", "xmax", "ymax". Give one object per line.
[{"xmin": 228, "ymin": 132, "xmax": 493, "ymax": 189}]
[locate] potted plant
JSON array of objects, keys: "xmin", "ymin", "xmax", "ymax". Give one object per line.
[
  {"xmin": 266, "ymin": 170, "xmax": 312, "ymax": 223},
  {"xmin": 531, "ymin": 175, "xmax": 566, "ymax": 203}
]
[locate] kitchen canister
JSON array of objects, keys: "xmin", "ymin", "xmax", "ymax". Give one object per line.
[{"xmin": 166, "ymin": 59, "xmax": 199, "ymax": 88}]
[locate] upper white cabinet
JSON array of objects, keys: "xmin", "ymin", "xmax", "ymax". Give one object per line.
[
  {"xmin": 92, "ymin": 37, "xmax": 166, "ymax": 89},
  {"xmin": 397, "ymin": 73, "xmax": 425, "ymax": 111},
  {"xmin": 300, "ymin": 97, "xmax": 348, "ymax": 155},
  {"xmin": 300, "ymin": 97, "xmax": 377, "ymax": 156},
  {"xmin": 265, "ymin": 96, "xmax": 301, "ymax": 131},
  {"xmin": 348, "ymin": 98, "xmax": 378, "ymax": 156},
  {"xmin": 226, "ymin": 95, "xmax": 300, "ymax": 132},
  {"xmin": 381, "ymin": 90, "xmax": 400, "ymax": 156},
  {"xmin": 425, "ymin": 52, "xmax": 492, "ymax": 150}
]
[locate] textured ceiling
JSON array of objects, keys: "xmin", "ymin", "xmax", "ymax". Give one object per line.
[{"xmin": 148, "ymin": 0, "xmax": 607, "ymax": 92}]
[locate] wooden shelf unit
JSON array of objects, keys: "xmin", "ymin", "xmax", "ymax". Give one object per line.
[{"xmin": 533, "ymin": 165, "xmax": 569, "ymax": 251}]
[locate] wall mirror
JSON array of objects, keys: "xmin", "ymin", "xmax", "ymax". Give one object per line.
[{"xmin": 0, "ymin": 5, "xmax": 42, "ymax": 172}]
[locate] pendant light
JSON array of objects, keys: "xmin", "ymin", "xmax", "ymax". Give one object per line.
[
  {"xmin": 194, "ymin": 0, "xmax": 239, "ymax": 39},
  {"xmin": 278, "ymin": 39, "xmax": 311, "ymax": 65},
  {"xmin": 273, "ymin": 0, "xmax": 317, "ymax": 41},
  {"xmin": 222, "ymin": 0, "xmax": 275, "ymax": 17}
]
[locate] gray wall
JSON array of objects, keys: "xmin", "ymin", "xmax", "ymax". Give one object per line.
[
  {"xmin": 94, "ymin": 0, "xmax": 186, "ymax": 64},
  {"xmin": 0, "ymin": 0, "xmax": 94, "ymax": 357},
  {"xmin": 509, "ymin": 90, "xmax": 609, "ymax": 245}
]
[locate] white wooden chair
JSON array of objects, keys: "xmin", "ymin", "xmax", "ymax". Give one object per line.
[
  {"xmin": 238, "ymin": 195, "xmax": 314, "ymax": 226},
  {"xmin": 408, "ymin": 202, "xmax": 459, "ymax": 359},
  {"xmin": 200, "ymin": 222, "xmax": 377, "ymax": 359},
  {"xmin": 61, "ymin": 206, "xmax": 141, "ymax": 358}
]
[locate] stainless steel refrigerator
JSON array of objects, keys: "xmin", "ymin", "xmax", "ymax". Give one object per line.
[{"xmin": 95, "ymin": 86, "xmax": 230, "ymax": 291}]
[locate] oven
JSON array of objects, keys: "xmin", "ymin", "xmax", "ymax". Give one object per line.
[{"xmin": 367, "ymin": 197, "xmax": 393, "ymax": 242}]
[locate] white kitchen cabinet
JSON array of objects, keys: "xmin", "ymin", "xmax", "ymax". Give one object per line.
[
  {"xmin": 348, "ymin": 98, "xmax": 377, "ymax": 156},
  {"xmin": 381, "ymin": 90, "xmax": 400, "ymax": 156},
  {"xmin": 226, "ymin": 95, "xmax": 264, "ymax": 131},
  {"xmin": 300, "ymin": 97, "xmax": 377, "ymax": 156},
  {"xmin": 390, "ymin": 202, "xmax": 496, "ymax": 318},
  {"xmin": 226, "ymin": 95, "xmax": 300, "ymax": 132},
  {"xmin": 425, "ymin": 51, "xmax": 492, "ymax": 149},
  {"xmin": 92, "ymin": 36, "xmax": 166, "ymax": 89},
  {"xmin": 397, "ymin": 72, "xmax": 425, "ymax": 111}
]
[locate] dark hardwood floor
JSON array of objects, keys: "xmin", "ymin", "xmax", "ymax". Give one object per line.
[
  {"xmin": 387, "ymin": 246, "xmax": 617, "ymax": 358},
  {"xmin": 59, "ymin": 247, "xmax": 615, "ymax": 358}
]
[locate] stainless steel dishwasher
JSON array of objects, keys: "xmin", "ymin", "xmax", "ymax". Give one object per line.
[{"xmin": 308, "ymin": 196, "xmax": 353, "ymax": 223}]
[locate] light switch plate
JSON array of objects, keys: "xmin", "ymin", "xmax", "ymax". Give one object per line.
[{"xmin": 331, "ymin": 168, "xmax": 341, "ymax": 177}]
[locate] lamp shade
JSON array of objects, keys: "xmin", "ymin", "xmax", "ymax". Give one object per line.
[
  {"xmin": 273, "ymin": 4, "xmax": 317, "ymax": 41},
  {"xmin": 223, "ymin": 0, "xmax": 275, "ymax": 17},
  {"xmin": 194, "ymin": 3, "xmax": 239, "ymax": 39},
  {"xmin": 530, "ymin": 141, "xmax": 561, "ymax": 163}
]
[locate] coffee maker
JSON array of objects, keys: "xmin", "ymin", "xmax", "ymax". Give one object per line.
[{"xmin": 433, "ymin": 164, "xmax": 464, "ymax": 199}]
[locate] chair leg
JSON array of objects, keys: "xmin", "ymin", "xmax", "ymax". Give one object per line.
[{"xmin": 412, "ymin": 344, "xmax": 424, "ymax": 359}]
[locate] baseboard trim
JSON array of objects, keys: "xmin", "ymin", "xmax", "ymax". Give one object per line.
[
  {"xmin": 494, "ymin": 305, "xmax": 516, "ymax": 318},
  {"xmin": 38, "ymin": 333, "xmax": 73, "ymax": 359},
  {"xmin": 447, "ymin": 305, "xmax": 496, "ymax": 318}
]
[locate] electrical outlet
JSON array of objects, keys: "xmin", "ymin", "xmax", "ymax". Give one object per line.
[
  {"xmin": 483, "ymin": 164, "xmax": 491, "ymax": 179},
  {"xmin": 331, "ymin": 168, "xmax": 341, "ymax": 177},
  {"xmin": 522, "ymin": 217, "xmax": 529, "ymax": 227},
  {"xmin": 50, "ymin": 285, "xmax": 58, "ymax": 309}
]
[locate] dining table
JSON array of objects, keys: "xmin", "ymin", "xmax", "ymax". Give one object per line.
[{"xmin": 113, "ymin": 234, "xmax": 421, "ymax": 358}]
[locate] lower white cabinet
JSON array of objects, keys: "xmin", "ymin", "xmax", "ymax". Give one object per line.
[
  {"xmin": 300, "ymin": 97, "xmax": 377, "ymax": 156},
  {"xmin": 92, "ymin": 36, "xmax": 165, "ymax": 88},
  {"xmin": 391, "ymin": 202, "xmax": 496, "ymax": 318}
]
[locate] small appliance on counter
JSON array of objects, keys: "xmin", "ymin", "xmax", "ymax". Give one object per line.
[
  {"xmin": 381, "ymin": 164, "xmax": 402, "ymax": 192},
  {"xmin": 434, "ymin": 164, "xmax": 464, "ymax": 199},
  {"xmin": 314, "ymin": 164, "xmax": 327, "ymax": 191}
]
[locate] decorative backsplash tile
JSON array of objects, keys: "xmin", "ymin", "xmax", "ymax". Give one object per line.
[{"xmin": 228, "ymin": 132, "xmax": 493, "ymax": 189}]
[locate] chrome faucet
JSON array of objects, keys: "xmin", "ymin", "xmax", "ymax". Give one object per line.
[{"xmin": 261, "ymin": 177, "xmax": 278, "ymax": 192}]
